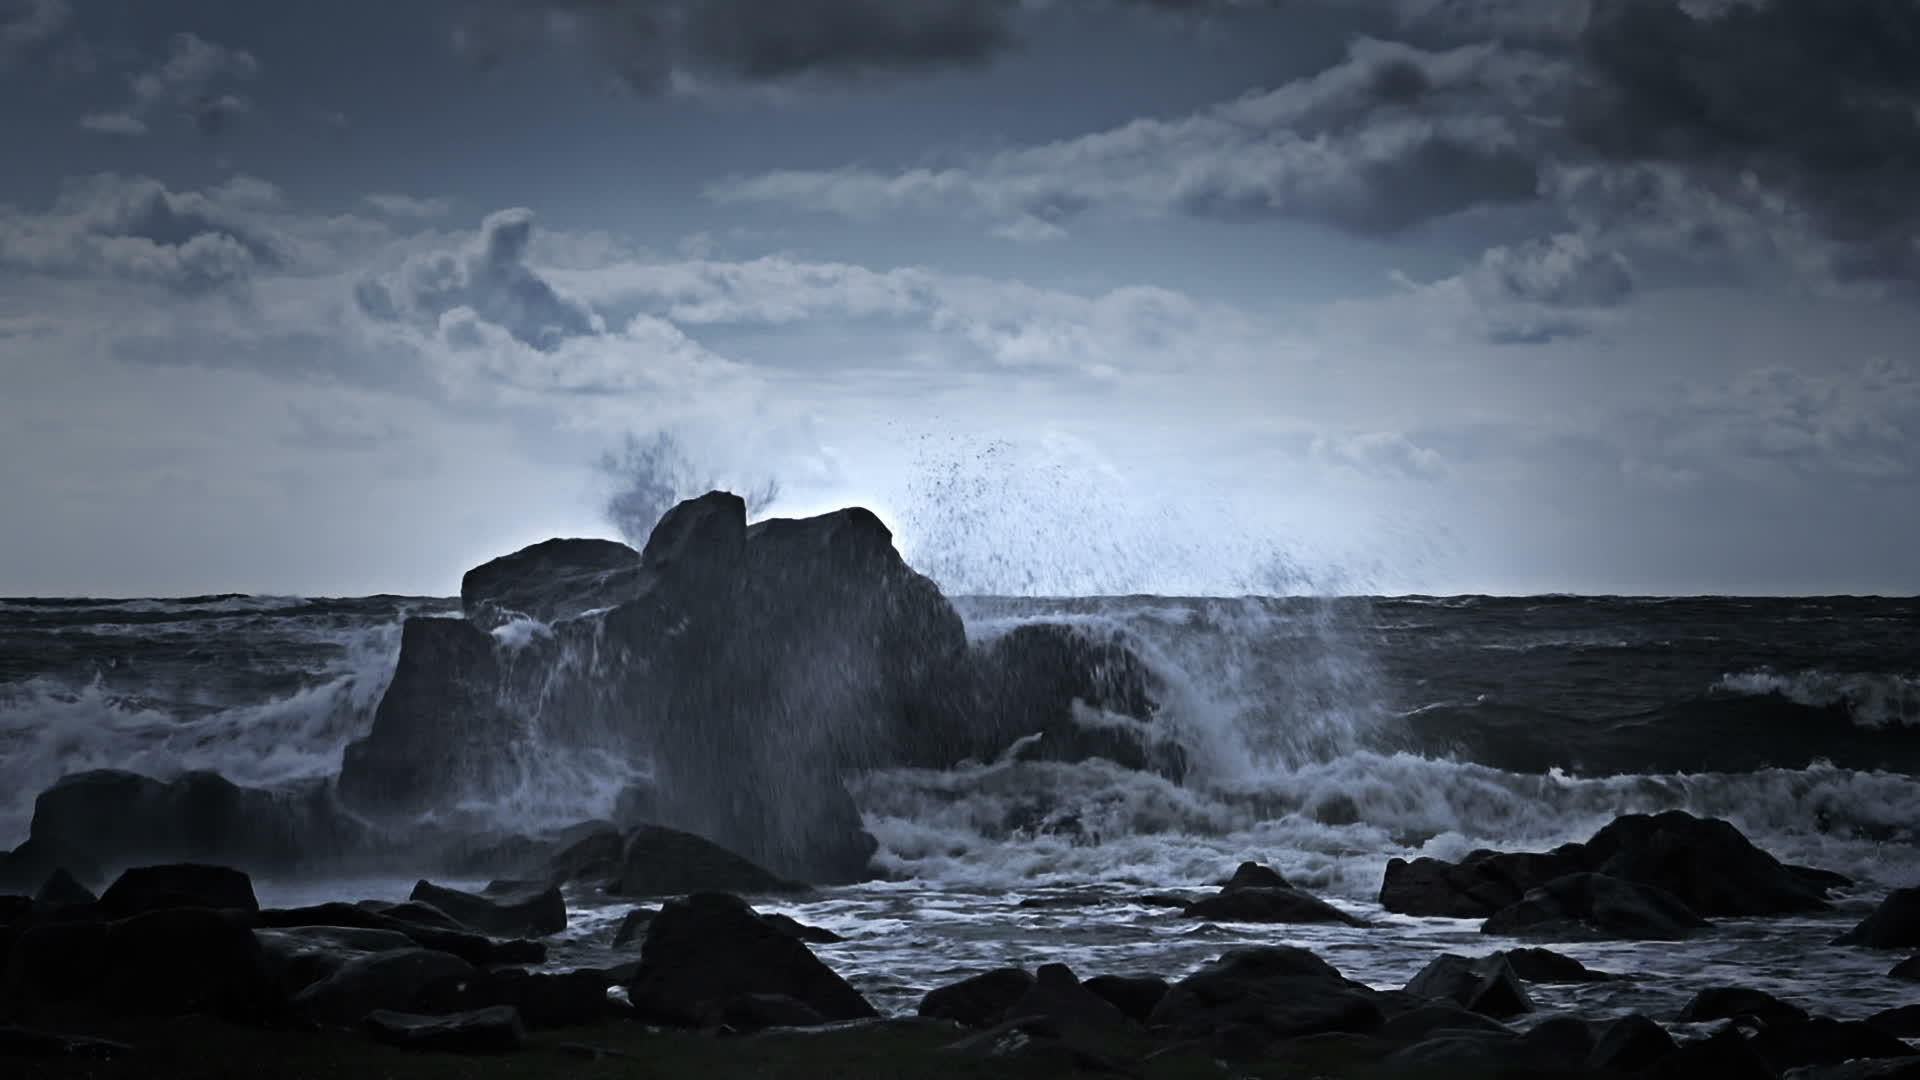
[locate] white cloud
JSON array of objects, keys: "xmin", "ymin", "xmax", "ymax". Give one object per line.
[{"xmin": 364, "ymin": 193, "xmax": 453, "ymax": 218}]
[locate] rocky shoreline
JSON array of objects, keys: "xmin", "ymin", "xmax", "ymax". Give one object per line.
[{"xmin": 4, "ymin": 810, "xmax": 1917, "ymax": 1079}]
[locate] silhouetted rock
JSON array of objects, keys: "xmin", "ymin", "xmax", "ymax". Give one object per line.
[
  {"xmin": 256, "ymin": 927, "xmax": 420, "ymax": 997},
  {"xmin": 294, "ymin": 947, "xmax": 476, "ymax": 1025},
  {"xmin": 460, "ymin": 537, "xmax": 641, "ymax": 629},
  {"xmin": 96, "ymin": 906, "xmax": 279, "ymax": 1021},
  {"xmin": 1492, "ymin": 947, "xmax": 1615, "ymax": 982},
  {"xmin": 1867, "ymin": 1004, "xmax": 1920, "ymax": 1037},
  {"xmin": 1521, "ymin": 1015, "xmax": 1597, "ymax": 1067},
  {"xmin": 1183, "ymin": 886, "xmax": 1367, "ymax": 926},
  {"xmin": 1378, "ymin": 1003, "xmax": 1516, "ymax": 1043},
  {"xmin": 960, "ymin": 623, "xmax": 1172, "ymax": 775},
  {"xmin": 1, "ymin": 920, "xmax": 109, "ymax": 1012},
  {"xmin": 1148, "ymin": 946, "xmax": 1386, "ymax": 1045},
  {"xmin": 1403, "ymin": 953, "xmax": 1533, "ymax": 1018},
  {"xmin": 1223, "ymin": 862, "xmax": 1290, "ymax": 890},
  {"xmin": 98, "ymin": 864, "xmax": 257, "ymax": 917},
  {"xmin": 409, "ymin": 880, "xmax": 566, "ymax": 938},
  {"xmin": 1082, "ymin": 974, "xmax": 1168, "ymax": 1024},
  {"xmin": 364, "ymin": 1005, "xmax": 525, "ymax": 1053},
  {"xmin": 33, "ymin": 868, "xmax": 95, "ymax": 908},
  {"xmin": 1482, "ymin": 872, "xmax": 1711, "ymax": 940},
  {"xmin": 920, "ymin": 967, "xmax": 1035, "ymax": 1029},
  {"xmin": 607, "ymin": 824, "xmax": 804, "ymax": 897},
  {"xmin": 255, "ymin": 904, "xmax": 544, "ymax": 969},
  {"xmin": 707, "ymin": 993, "xmax": 828, "ymax": 1031},
  {"xmin": 611, "ymin": 907, "xmax": 654, "ymax": 947},
  {"xmin": 1645, "ymin": 1027, "xmax": 1770, "ymax": 1080},
  {"xmin": 1835, "ymin": 888, "xmax": 1920, "ymax": 948},
  {"xmin": 414, "ymin": 968, "xmax": 615, "ymax": 1030},
  {"xmin": 1002, "ymin": 963, "xmax": 1133, "ymax": 1034},
  {"xmin": 1750, "ymin": 1017, "xmax": 1915, "ymax": 1071},
  {"xmin": 623, "ymin": 892, "xmax": 876, "ymax": 1027},
  {"xmin": 761, "ymin": 913, "xmax": 843, "ymax": 944},
  {"xmin": 1678, "ymin": 986, "xmax": 1810, "ymax": 1028},
  {"xmin": 1891, "ymin": 954, "xmax": 1920, "ymax": 980},
  {"xmin": 1380, "ymin": 848, "xmax": 1587, "ymax": 918},
  {"xmin": 1586, "ymin": 1013, "xmax": 1678, "ymax": 1072}
]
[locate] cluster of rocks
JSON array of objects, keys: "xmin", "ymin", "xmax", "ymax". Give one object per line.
[
  {"xmin": 3, "ymin": 809, "xmax": 1916, "ymax": 1077},
  {"xmin": 1380, "ymin": 809, "xmax": 1856, "ymax": 940}
]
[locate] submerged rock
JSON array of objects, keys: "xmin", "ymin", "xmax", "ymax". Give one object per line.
[{"xmin": 1183, "ymin": 886, "xmax": 1367, "ymax": 926}]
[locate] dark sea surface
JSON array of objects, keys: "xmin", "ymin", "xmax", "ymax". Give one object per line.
[{"xmin": 3, "ymin": 592, "xmax": 1918, "ymax": 1020}]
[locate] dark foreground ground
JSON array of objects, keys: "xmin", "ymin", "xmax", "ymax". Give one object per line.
[{"xmin": 9, "ymin": 1012, "xmax": 1620, "ymax": 1080}]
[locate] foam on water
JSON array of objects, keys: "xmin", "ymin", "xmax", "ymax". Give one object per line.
[{"xmin": 1716, "ymin": 667, "xmax": 1920, "ymax": 728}]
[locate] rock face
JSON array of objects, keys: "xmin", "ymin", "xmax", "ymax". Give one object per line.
[
  {"xmin": 622, "ymin": 892, "xmax": 877, "ymax": 1027},
  {"xmin": 335, "ymin": 491, "xmax": 1179, "ymax": 885}
]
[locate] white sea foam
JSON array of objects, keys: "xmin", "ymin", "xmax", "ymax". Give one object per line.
[{"xmin": 1716, "ymin": 668, "xmax": 1920, "ymax": 728}]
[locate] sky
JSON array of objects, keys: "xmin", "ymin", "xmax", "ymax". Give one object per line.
[{"xmin": 2, "ymin": 0, "xmax": 1917, "ymax": 597}]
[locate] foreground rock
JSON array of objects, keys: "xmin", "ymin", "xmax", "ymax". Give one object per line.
[
  {"xmin": 1382, "ymin": 810, "xmax": 1848, "ymax": 922},
  {"xmin": 363, "ymin": 1005, "xmax": 525, "ymax": 1053},
  {"xmin": 607, "ymin": 824, "xmax": 805, "ymax": 897},
  {"xmin": 919, "ymin": 968, "xmax": 1035, "ymax": 1028},
  {"xmin": 623, "ymin": 892, "xmax": 877, "ymax": 1027},
  {"xmin": 1402, "ymin": 953, "xmax": 1532, "ymax": 1018},
  {"xmin": 409, "ymin": 880, "xmax": 566, "ymax": 938},
  {"xmin": 1147, "ymin": 946, "xmax": 1387, "ymax": 1049}
]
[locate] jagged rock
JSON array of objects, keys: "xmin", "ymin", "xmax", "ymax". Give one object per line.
[
  {"xmin": 1082, "ymin": 974, "xmax": 1168, "ymax": 1024},
  {"xmin": 1183, "ymin": 886, "xmax": 1367, "ymax": 926},
  {"xmin": 409, "ymin": 880, "xmax": 566, "ymax": 938},
  {"xmin": 920, "ymin": 968, "xmax": 1036, "ymax": 1029},
  {"xmin": 1402, "ymin": 953, "xmax": 1533, "ymax": 1018},
  {"xmin": 1587, "ymin": 1013, "xmax": 1679, "ymax": 1072},
  {"xmin": 1678, "ymin": 986, "xmax": 1810, "ymax": 1028},
  {"xmin": 1492, "ymin": 946, "xmax": 1615, "ymax": 982},
  {"xmin": 294, "ymin": 947, "xmax": 476, "ymax": 1025},
  {"xmin": 98, "ymin": 864, "xmax": 257, "ymax": 917},
  {"xmin": 1835, "ymin": 888, "xmax": 1920, "ymax": 948},
  {"xmin": 1380, "ymin": 848, "xmax": 1587, "ymax": 918},
  {"xmin": 623, "ymin": 892, "xmax": 876, "ymax": 1027},
  {"xmin": 606, "ymin": 824, "xmax": 804, "ymax": 897},
  {"xmin": 460, "ymin": 537, "xmax": 642, "ymax": 629},
  {"xmin": 1482, "ymin": 872, "xmax": 1711, "ymax": 940},
  {"xmin": 364, "ymin": 1005, "xmax": 526, "ymax": 1053},
  {"xmin": 1584, "ymin": 810, "xmax": 1844, "ymax": 916},
  {"xmin": 33, "ymin": 868, "xmax": 95, "ymax": 908}
]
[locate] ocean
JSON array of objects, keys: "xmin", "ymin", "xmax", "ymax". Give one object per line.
[{"xmin": 3, "ymin": 590, "xmax": 1917, "ymax": 1023}]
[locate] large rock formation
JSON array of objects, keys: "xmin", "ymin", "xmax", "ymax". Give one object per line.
[{"xmin": 335, "ymin": 492, "xmax": 1176, "ymax": 884}]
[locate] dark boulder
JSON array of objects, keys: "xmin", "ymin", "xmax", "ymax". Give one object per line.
[
  {"xmin": 1378, "ymin": 1003, "xmax": 1517, "ymax": 1043},
  {"xmin": 413, "ymin": 968, "xmax": 615, "ymax": 1030},
  {"xmin": 1584, "ymin": 810, "xmax": 1843, "ymax": 916},
  {"xmin": 98, "ymin": 864, "xmax": 257, "ymax": 917},
  {"xmin": 1, "ymin": 771, "xmax": 364, "ymax": 885},
  {"xmin": 1082, "ymin": 974, "xmax": 1168, "ymax": 1025},
  {"xmin": 1482, "ymin": 872, "xmax": 1711, "ymax": 940},
  {"xmin": 1646, "ymin": 1027, "xmax": 1773, "ymax": 1080},
  {"xmin": 293, "ymin": 947, "xmax": 477, "ymax": 1025},
  {"xmin": 707, "ymin": 993, "xmax": 829, "ymax": 1031},
  {"xmin": 363, "ymin": 1005, "xmax": 525, "ymax": 1053},
  {"xmin": 762, "ymin": 913, "xmax": 843, "ymax": 944},
  {"xmin": 1379, "ymin": 848, "xmax": 1586, "ymax": 918},
  {"xmin": 2, "ymin": 920, "xmax": 110, "ymax": 1012},
  {"xmin": 1586, "ymin": 1013, "xmax": 1679, "ymax": 1072},
  {"xmin": 606, "ymin": 824, "xmax": 805, "ymax": 897},
  {"xmin": 1001, "ymin": 963, "xmax": 1133, "ymax": 1034},
  {"xmin": 409, "ymin": 880, "xmax": 566, "ymax": 938},
  {"xmin": 1892, "ymin": 954, "xmax": 1920, "ymax": 980},
  {"xmin": 1835, "ymin": 888, "xmax": 1920, "ymax": 948},
  {"xmin": 1402, "ymin": 953, "xmax": 1532, "ymax": 1019},
  {"xmin": 1868, "ymin": 1004, "xmax": 1920, "ymax": 1037},
  {"xmin": 1222, "ymin": 861, "xmax": 1289, "ymax": 890},
  {"xmin": 1749, "ymin": 1017, "xmax": 1916, "ymax": 1071},
  {"xmin": 460, "ymin": 537, "xmax": 641, "ymax": 629},
  {"xmin": 95, "ymin": 906, "xmax": 279, "ymax": 1021},
  {"xmin": 1677, "ymin": 986, "xmax": 1810, "ymax": 1028},
  {"xmin": 256, "ymin": 926, "xmax": 421, "ymax": 997},
  {"xmin": 1519, "ymin": 1015, "xmax": 1597, "ymax": 1067},
  {"xmin": 254, "ymin": 902, "xmax": 545, "ymax": 969},
  {"xmin": 541, "ymin": 821, "xmax": 625, "ymax": 886},
  {"xmin": 611, "ymin": 906, "xmax": 654, "ymax": 947},
  {"xmin": 623, "ymin": 892, "xmax": 877, "ymax": 1028},
  {"xmin": 920, "ymin": 967, "xmax": 1035, "ymax": 1029},
  {"xmin": 1491, "ymin": 947, "xmax": 1615, "ymax": 982},
  {"xmin": 1147, "ymin": 946, "xmax": 1386, "ymax": 1045},
  {"xmin": 1183, "ymin": 885, "xmax": 1367, "ymax": 926},
  {"xmin": 957, "ymin": 623, "xmax": 1171, "ymax": 775},
  {"xmin": 33, "ymin": 868, "xmax": 95, "ymax": 909}
]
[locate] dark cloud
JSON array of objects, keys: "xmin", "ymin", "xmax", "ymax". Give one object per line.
[
  {"xmin": 355, "ymin": 208, "xmax": 604, "ymax": 351},
  {"xmin": 457, "ymin": 0, "xmax": 1276, "ymax": 91},
  {"xmin": 0, "ymin": 174, "xmax": 289, "ymax": 291},
  {"xmin": 80, "ymin": 31, "xmax": 258, "ymax": 136}
]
